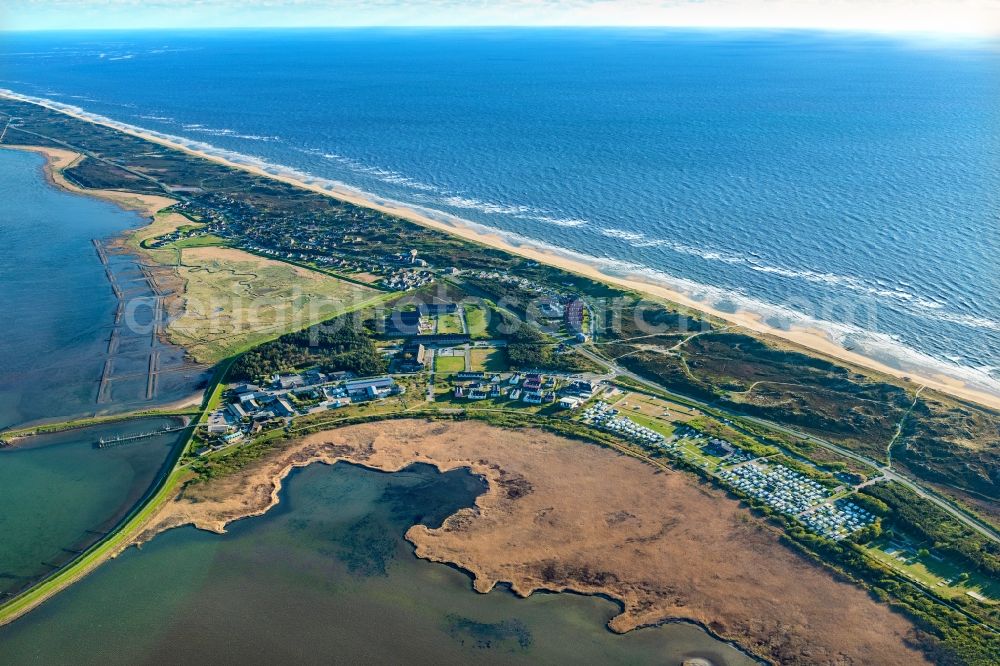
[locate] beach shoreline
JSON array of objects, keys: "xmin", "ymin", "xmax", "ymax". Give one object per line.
[
  {"xmin": 5, "ymin": 143, "xmax": 178, "ymax": 217},
  {"xmin": 4, "ymin": 93, "xmax": 998, "ymax": 411}
]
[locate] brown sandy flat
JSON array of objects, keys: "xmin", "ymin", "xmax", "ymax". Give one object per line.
[{"xmin": 139, "ymin": 419, "xmax": 929, "ymax": 665}]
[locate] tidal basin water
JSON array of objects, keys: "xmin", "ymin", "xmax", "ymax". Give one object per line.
[
  {"xmin": 0, "ymin": 417, "xmax": 187, "ymax": 599},
  {"xmin": 0, "ymin": 148, "xmax": 208, "ymax": 429},
  {"xmin": 0, "ymin": 461, "xmax": 755, "ymax": 665}
]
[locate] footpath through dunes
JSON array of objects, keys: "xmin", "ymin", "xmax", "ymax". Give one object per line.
[{"xmin": 139, "ymin": 419, "xmax": 930, "ymax": 666}]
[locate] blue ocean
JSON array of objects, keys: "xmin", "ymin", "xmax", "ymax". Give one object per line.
[{"xmin": 2, "ymin": 29, "xmax": 998, "ymax": 393}]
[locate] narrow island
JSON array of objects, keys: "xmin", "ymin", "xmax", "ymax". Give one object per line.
[{"xmin": 0, "ymin": 92, "xmax": 997, "ymax": 666}]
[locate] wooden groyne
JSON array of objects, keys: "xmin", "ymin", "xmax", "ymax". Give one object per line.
[
  {"xmin": 106, "ymin": 327, "xmax": 120, "ymax": 355},
  {"xmin": 145, "ymin": 350, "xmax": 160, "ymax": 400},
  {"xmin": 151, "ymin": 296, "xmax": 163, "ymax": 347},
  {"xmin": 93, "ymin": 239, "xmax": 123, "ymax": 301},
  {"xmin": 139, "ymin": 264, "xmax": 163, "ymax": 296},
  {"xmin": 96, "ymin": 357, "xmax": 114, "ymax": 404},
  {"xmin": 92, "ymin": 238, "xmax": 108, "ymax": 265},
  {"xmin": 96, "ymin": 239, "xmax": 124, "ymax": 375}
]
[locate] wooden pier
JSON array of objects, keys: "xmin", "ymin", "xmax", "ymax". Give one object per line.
[{"xmin": 95, "ymin": 423, "xmax": 193, "ymax": 449}]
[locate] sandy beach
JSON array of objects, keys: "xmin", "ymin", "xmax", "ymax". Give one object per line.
[{"xmin": 4, "ymin": 93, "xmax": 999, "ymax": 411}]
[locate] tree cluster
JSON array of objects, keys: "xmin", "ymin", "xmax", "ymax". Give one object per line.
[{"xmin": 230, "ymin": 316, "xmax": 387, "ymax": 381}]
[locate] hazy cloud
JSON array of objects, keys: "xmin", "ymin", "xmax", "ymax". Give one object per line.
[{"xmin": 3, "ymin": 0, "xmax": 1000, "ymax": 35}]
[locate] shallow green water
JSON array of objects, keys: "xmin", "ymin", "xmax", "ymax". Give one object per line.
[
  {"xmin": 0, "ymin": 417, "xmax": 186, "ymax": 598},
  {"xmin": 0, "ymin": 462, "xmax": 756, "ymax": 665}
]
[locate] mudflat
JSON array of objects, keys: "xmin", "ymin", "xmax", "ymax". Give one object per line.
[{"xmin": 140, "ymin": 419, "xmax": 929, "ymax": 665}]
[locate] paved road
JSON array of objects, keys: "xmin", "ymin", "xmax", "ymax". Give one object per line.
[{"xmin": 572, "ymin": 343, "xmax": 1000, "ymax": 545}]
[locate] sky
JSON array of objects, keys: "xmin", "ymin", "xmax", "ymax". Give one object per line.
[{"xmin": 3, "ymin": 0, "xmax": 1000, "ymax": 35}]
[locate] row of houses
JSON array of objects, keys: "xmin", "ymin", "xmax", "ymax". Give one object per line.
[
  {"xmin": 204, "ymin": 374, "xmax": 403, "ymax": 447},
  {"xmin": 450, "ymin": 372, "xmax": 584, "ymax": 406},
  {"xmin": 382, "ymin": 268, "xmax": 433, "ymax": 291}
]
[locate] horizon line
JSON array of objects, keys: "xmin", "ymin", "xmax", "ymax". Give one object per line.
[{"xmin": 3, "ymin": 25, "xmax": 999, "ymax": 39}]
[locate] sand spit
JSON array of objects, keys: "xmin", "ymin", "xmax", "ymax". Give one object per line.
[
  {"xmin": 2, "ymin": 144, "xmax": 185, "ymax": 302},
  {"xmin": 4, "ymin": 144, "xmax": 176, "ymax": 217},
  {"xmin": 138, "ymin": 420, "xmax": 930, "ymax": 666}
]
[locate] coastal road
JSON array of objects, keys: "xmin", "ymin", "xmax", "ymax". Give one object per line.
[{"xmin": 572, "ymin": 343, "xmax": 1000, "ymax": 545}]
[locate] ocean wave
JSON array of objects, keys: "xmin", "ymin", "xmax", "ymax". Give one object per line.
[
  {"xmin": 316, "ymin": 150, "xmax": 441, "ymax": 193},
  {"xmin": 441, "ymin": 195, "xmax": 587, "ymax": 227},
  {"xmin": 597, "ymin": 226, "xmax": 998, "ymax": 330},
  {"xmin": 64, "ymin": 93, "xmax": 101, "ymax": 103},
  {"xmin": 443, "ymin": 195, "xmax": 535, "ymax": 216},
  {"xmin": 181, "ymin": 123, "xmax": 280, "ymax": 142},
  {"xmin": 534, "ymin": 215, "xmax": 589, "ymax": 228},
  {"xmin": 600, "ymin": 227, "xmax": 646, "ymax": 242},
  {"xmin": 137, "ymin": 113, "xmax": 174, "ymax": 122},
  {"xmin": 294, "ymin": 147, "xmax": 587, "ymax": 227},
  {"xmin": 5, "ymin": 88, "xmax": 996, "ymax": 395}
]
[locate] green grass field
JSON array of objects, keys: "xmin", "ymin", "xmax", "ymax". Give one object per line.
[
  {"xmin": 437, "ymin": 312, "xmax": 465, "ymax": 334},
  {"xmin": 864, "ymin": 539, "xmax": 998, "ymax": 604},
  {"xmin": 470, "ymin": 348, "xmax": 507, "ymax": 372},
  {"xmin": 170, "ymin": 234, "xmax": 229, "ymax": 250},
  {"xmin": 129, "ymin": 210, "xmax": 193, "ymax": 265},
  {"xmin": 464, "ymin": 304, "xmax": 490, "ymax": 338},
  {"xmin": 434, "ymin": 354, "xmax": 467, "ymax": 373}
]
